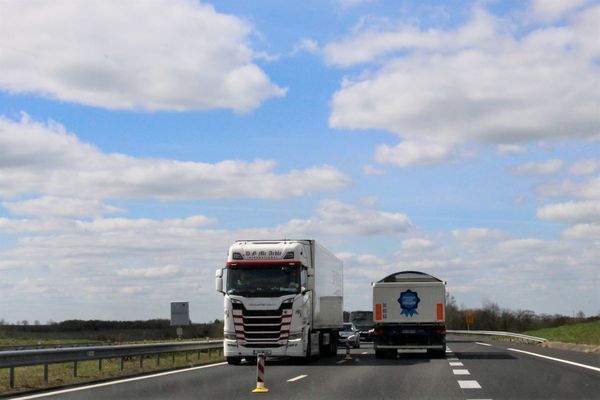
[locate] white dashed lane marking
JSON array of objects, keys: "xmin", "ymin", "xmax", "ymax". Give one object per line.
[
  {"xmin": 287, "ymin": 375, "xmax": 307, "ymax": 382},
  {"xmin": 458, "ymin": 380, "xmax": 482, "ymax": 389},
  {"xmin": 449, "ymin": 361, "xmax": 464, "ymax": 367},
  {"xmin": 475, "ymin": 342, "xmax": 492, "ymax": 347},
  {"xmin": 452, "ymin": 369, "xmax": 470, "ymax": 375}
]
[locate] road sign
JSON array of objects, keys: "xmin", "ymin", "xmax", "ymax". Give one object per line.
[{"xmin": 466, "ymin": 313, "xmax": 475, "ymax": 327}]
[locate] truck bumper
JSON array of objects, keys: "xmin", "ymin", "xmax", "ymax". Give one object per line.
[
  {"xmin": 372, "ymin": 324, "xmax": 446, "ymax": 350},
  {"xmin": 224, "ymin": 339, "xmax": 306, "ymax": 358}
]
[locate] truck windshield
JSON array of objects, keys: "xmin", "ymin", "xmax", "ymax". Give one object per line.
[{"xmin": 226, "ymin": 265, "xmax": 301, "ymax": 297}]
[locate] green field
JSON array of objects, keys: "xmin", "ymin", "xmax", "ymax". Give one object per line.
[
  {"xmin": 0, "ymin": 338, "xmax": 103, "ymax": 347},
  {"xmin": 525, "ymin": 320, "xmax": 600, "ymax": 345}
]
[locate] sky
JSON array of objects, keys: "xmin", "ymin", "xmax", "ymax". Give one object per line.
[{"xmin": 0, "ymin": 0, "xmax": 599, "ymax": 324}]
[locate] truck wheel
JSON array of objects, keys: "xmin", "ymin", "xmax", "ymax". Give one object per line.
[{"xmin": 226, "ymin": 356, "xmax": 241, "ymax": 365}]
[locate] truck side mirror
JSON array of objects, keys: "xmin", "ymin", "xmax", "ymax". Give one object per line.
[{"xmin": 215, "ymin": 268, "xmax": 224, "ymax": 293}]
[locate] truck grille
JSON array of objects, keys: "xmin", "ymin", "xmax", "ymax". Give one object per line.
[{"xmin": 232, "ymin": 302, "xmax": 293, "ymax": 346}]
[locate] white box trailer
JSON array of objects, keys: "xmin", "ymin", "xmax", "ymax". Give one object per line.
[
  {"xmin": 372, "ymin": 271, "xmax": 446, "ymax": 358},
  {"xmin": 216, "ymin": 239, "xmax": 343, "ymax": 364}
]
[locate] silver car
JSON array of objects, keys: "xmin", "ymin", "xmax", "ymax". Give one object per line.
[{"xmin": 338, "ymin": 323, "xmax": 361, "ymax": 348}]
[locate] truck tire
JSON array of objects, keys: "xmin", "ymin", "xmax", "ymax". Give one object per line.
[{"xmin": 226, "ymin": 356, "xmax": 241, "ymax": 365}]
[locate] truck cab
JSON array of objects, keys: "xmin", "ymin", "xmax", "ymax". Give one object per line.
[{"xmin": 216, "ymin": 240, "xmax": 342, "ymax": 364}]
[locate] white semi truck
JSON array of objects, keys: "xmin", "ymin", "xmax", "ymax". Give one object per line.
[
  {"xmin": 372, "ymin": 271, "xmax": 446, "ymax": 358},
  {"xmin": 215, "ymin": 239, "xmax": 343, "ymax": 364}
]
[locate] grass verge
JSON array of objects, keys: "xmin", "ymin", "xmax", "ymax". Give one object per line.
[
  {"xmin": 0, "ymin": 350, "xmax": 224, "ymax": 396},
  {"xmin": 524, "ymin": 320, "xmax": 600, "ymax": 345}
]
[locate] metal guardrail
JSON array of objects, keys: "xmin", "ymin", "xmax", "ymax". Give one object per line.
[
  {"xmin": 447, "ymin": 330, "xmax": 547, "ymax": 343},
  {"xmin": 0, "ymin": 340, "xmax": 224, "ymax": 390}
]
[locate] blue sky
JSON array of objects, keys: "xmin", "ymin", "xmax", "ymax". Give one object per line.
[{"xmin": 0, "ymin": 0, "xmax": 599, "ymax": 323}]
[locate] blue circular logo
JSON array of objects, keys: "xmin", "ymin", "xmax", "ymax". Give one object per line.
[{"xmin": 398, "ymin": 290, "xmax": 420, "ymax": 316}]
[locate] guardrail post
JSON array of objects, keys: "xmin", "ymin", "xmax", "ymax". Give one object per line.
[
  {"xmin": 208, "ymin": 348, "xmax": 212, "ymax": 359},
  {"xmin": 140, "ymin": 355, "xmax": 144, "ymax": 368},
  {"xmin": 198, "ymin": 350, "xmax": 201, "ymax": 360},
  {"xmin": 9, "ymin": 367, "xmax": 15, "ymax": 388},
  {"xmin": 156, "ymin": 353, "xmax": 160, "ymax": 366},
  {"xmin": 99, "ymin": 358, "xmax": 103, "ymax": 371},
  {"xmin": 44, "ymin": 364, "xmax": 49, "ymax": 383},
  {"xmin": 172, "ymin": 352, "xmax": 175, "ymax": 365},
  {"xmin": 185, "ymin": 351, "xmax": 189, "ymax": 362},
  {"xmin": 73, "ymin": 361, "xmax": 78, "ymax": 377},
  {"xmin": 120, "ymin": 357, "xmax": 125, "ymax": 371}
]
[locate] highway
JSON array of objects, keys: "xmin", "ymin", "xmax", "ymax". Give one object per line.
[{"xmin": 10, "ymin": 336, "xmax": 600, "ymax": 400}]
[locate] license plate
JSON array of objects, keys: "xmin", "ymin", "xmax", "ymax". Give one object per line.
[
  {"xmin": 252, "ymin": 350, "xmax": 272, "ymax": 356},
  {"xmin": 402, "ymin": 329, "xmax": 416, "ymax": 334}
]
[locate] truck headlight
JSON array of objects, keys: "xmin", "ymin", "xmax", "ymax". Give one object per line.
[
  {"xmin": 288, "ymin": 331, "xmax": 303, "ymax": 341},
  {"xmin": 224, "ymin": 332, "xmax": 237, "ymax": 340}
]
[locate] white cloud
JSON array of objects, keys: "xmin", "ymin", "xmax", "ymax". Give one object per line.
[
  {"xmin": 282, "ymin": 199, "xmax": 412, "ymax": 236},
  {"xmin": 362, "ymin": 164, "xmax": 386, "ymax": 176},
  {"xmin": 291, "ymin": 38, "xmax": 320, "ymax": 55},
  {"xmin": 327, "ymin": 5, "xmax": 600, "ymax": 166},
  {"xmin": 538, "ymin": 176, "xmax": 600, "ymax": 200},
  {"xmin": 0, "ymin": 0, "xmax": 285, "ymax": 112},
  {"xmin": 450, "ymin": 228, "xmax": 511, "ymax": 241},
  {"xmin": 569, "ymin": 159, "xmax": 599, "ymax": 175},
  {"xmin": 537, "ymin": 201, "xmax": 600, "ymax": 223},
  {"xmin": 562, "ymin": 222, "xmax": 600, "ymax": 239},
  {"xmin": 2, "ymin": 196, "xmax": 125, "ymax": 218},
  {"xmin": 496, "ymin": 144, "xmax": 528, "ymax": 155},
  {"xmin": 0, "ymin": 115, "xmax": 350, "ymax": 200},
  {"xmin": 401, "ymin": 238, "xmax": 435, "ymax": 251},
  {"xmin": 117, "ymin": 265, "xmax": 181, "ymax": 279},
  {"xmin": 375, "ymin": 140, "xmax": 454, "ymax": 167},
  {"xmin": 530, "ymin": 0, "xmax": 590, "ymax": 21},
  {"xmin": 511, "ymin": 159, "xmax": 564, "ymax": 175},
  {"xmin": 496, "ymin": 238, "xmax": 546, "ymax": 252}
]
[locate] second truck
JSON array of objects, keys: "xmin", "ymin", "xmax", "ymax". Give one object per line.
[
  {"xmin": 216, "ymin": 239, "xmax": 343, "ymax": 364},
  {"xmin": 372, "ymin": 271, "xmax": 446, "ymax": 358}
]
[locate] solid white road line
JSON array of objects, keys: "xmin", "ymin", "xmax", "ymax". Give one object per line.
[
  {"xmin": 287, "ymin": 375, "xmax": 308, "ymax": 382},
  {"xmin": 508, "ymin": 348, "xmax": 600, "ymax": 373},
  {"xmin": 11, "ymin": 362, "xmax": 228, "ymax": 400},
  {"xmin": 447, "ymin": 357, "xmax": 459, "ymax": 361},
  {"xmin": 452, "ymin": 369, "xmax": 470, "ymax": 375},
  {"xmin": 458, "ymin": 380, "xmax": 482, "ymax": 389},
  {"xmin": 449, "ymin": 362, "xmax": 464, "ymax": 367},
  {"xmin": 475, "ymin": 342, "xmax": 492, "ymax": 347}
]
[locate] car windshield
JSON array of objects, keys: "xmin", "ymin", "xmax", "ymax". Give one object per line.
[{"xmin": 226, "ymin": 265, "xmax": 301, "ymax": 297}]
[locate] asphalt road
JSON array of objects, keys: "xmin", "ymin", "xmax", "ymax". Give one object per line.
[{"xmin": 10, "ymin": 336, "xmax": 600, "ymax": 400}]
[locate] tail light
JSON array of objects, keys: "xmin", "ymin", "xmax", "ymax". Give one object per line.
[
  {"xmin": 373, "ymin": 327, "xmax": 384, "ymax": 336},
  {"xmin": 434, "ymin": 327, "xmax": 446, "ymax": 336}
]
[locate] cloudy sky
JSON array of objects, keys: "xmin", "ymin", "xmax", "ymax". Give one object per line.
[{"xmin": 0, "ymin": 0, "xmax": 598, "ymax": 323}]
